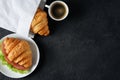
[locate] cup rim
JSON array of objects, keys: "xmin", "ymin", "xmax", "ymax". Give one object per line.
[{"xmin": 48, "ymin": 1, "xmax": 69, "ymax": 21}]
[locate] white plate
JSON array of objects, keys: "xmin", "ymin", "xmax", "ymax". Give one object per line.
[{"xmin": 0, "ymin": 33, "xmax": 40, "ymax": 78}]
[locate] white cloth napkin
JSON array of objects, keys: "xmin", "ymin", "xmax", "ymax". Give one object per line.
[{"xmin": 0, "ymin": 0, "xmax": 41, "ymax": 37}]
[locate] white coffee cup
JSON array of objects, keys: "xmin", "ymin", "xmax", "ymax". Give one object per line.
[{"xmin": 45, "ymin": 1, "xmax": 69, "ymax": 21}]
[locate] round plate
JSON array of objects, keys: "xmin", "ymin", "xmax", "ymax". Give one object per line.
[{"xmin": 0, "ymin": 33, "xmax": 40, "ymax": 78}]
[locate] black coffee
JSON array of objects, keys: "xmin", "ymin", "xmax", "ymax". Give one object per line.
[{"xmin": 51, "ymin": 3, "xmax": 66, "ymax": 19}]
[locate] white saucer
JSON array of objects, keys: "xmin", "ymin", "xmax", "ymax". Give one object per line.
[{"xmin": 0, "ymin": 33, "xmax": 40, "ymax": 78}]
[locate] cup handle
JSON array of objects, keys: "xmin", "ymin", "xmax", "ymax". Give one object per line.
[{"xmin": 45, "ymin": 5, "xmax": 50, "ymax": 8}]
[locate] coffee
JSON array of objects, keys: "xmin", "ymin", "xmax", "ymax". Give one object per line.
[
  {"xmin": 45, "ymin": 1, "xmax": 69, "ymax": 21},
  {"xmin": 50, "ymin": 3, "xmax": 66, "ymax": 19}
]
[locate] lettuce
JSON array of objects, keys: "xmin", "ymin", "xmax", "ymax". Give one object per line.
[{"xmin": 0, "ymin": 49, "xmax": 29, "ymax": 74}]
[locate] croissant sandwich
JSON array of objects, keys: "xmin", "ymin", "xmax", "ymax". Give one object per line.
[{"xmin": 1, "ymin": 37, "xmax": 32, "ymax": 70}]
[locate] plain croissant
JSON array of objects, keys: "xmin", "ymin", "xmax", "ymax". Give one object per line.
[
  {"xmin": 2, "ymin": 37, "xmax": 32, "ymax": 70},
  {"xmin": 30, "ymin": 8, "xmax": 50, "ymax": 36}
]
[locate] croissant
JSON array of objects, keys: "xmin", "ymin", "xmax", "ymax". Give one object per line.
[
  {"xmin": 1, "ymin": 37, "xmax": 32, "ymax": 70},
  {"xmin": 30, "ymin": 8, "xmax": 50, "ymax": 36}
]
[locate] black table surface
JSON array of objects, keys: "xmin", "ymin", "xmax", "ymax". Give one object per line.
[{"xmin": 0, "ymin": 0, "xmax": 120, "ymax": 80}]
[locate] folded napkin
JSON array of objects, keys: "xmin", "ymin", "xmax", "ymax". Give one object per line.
[{"xmin": 0, "ymin": 0, "xmax": 41, "ymax": 37}]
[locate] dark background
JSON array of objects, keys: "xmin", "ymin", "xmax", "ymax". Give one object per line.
[{"xmin": 0, "ymin": 0, "xmax": 120, "ymax": 80}]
